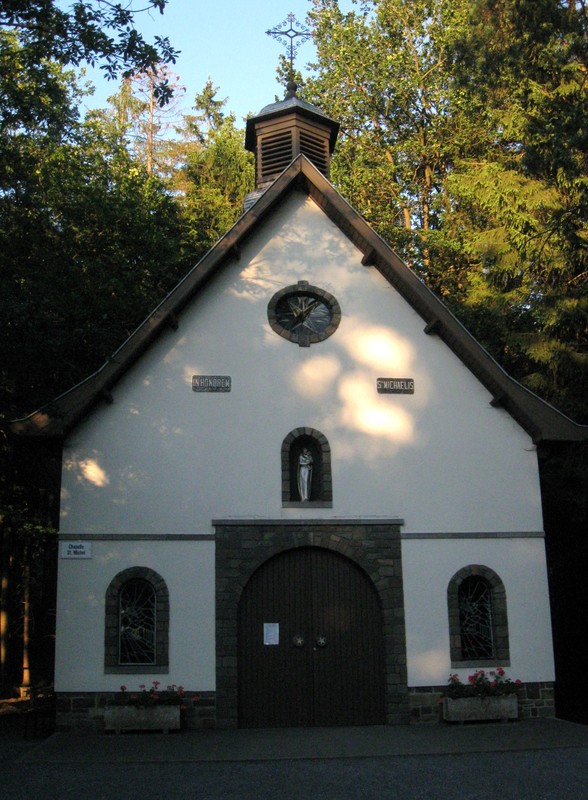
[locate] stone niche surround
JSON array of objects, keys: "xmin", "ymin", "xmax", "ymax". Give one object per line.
[{"xmin": 214, "ymin": 518, "xmax": 409, "ymax": 728}]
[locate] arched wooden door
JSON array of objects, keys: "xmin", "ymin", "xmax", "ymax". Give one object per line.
[{"xmin": 238, "ymin": 547, "xmax": 385, "ymax": 728}]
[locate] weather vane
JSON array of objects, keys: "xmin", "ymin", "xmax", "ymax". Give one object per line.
[{"xmin": 266, "ymin": 13, "xmax": 312, "ymax": 82}]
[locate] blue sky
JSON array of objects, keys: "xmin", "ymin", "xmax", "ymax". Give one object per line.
[{"xmin": 80, "ymin": 0, "xmax": 354, "ymax": 124}]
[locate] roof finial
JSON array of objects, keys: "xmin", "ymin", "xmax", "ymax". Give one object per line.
[{"xmin": 266, "ymin": 12, "xmax": 311, "ymax": 92}]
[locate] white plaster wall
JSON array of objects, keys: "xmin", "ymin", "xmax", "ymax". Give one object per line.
[
  {"xmin": 54, "ymin": 540, "xmax": 215, "ymax": 692},
  {"xmin": 59, "ymin": 191, "xmax": 544, "ymax": 537},
  {"xmin": 402, "ymin": 537, "xmax": 555, "ymax": 686}
]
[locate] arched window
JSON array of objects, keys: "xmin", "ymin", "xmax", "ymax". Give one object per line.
[
  {"xmin": 105, "ymin": 567, "xmax": 169, "ymax": 674},
  {"xmin": 281, "ymin": 428, "xmax": 332, "ymax": 506},
  {"xmin": 119, "ymin": 578, "xmax": 156, "ymax": 665},
  {"xmin": 447, "ymin": 565, "xmax": 510, "ymax": 667}
]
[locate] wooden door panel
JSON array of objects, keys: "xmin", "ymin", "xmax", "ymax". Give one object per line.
[
  {"xmin": 238, "ymin": 546, "xmax": 385, "ymax": 727},
  {"xmin": 238, "ymin": 548, "xmax": 314, "ymax": 727},
  {"xmin": 311, "ymin": 548, "xmax": 385, "ymax": 726}
]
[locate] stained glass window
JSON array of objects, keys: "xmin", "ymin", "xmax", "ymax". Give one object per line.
[
  {"xmin": 119, "ymin": 578, "xmax": 156, "ymax": 665},
  {"xmin": 458, "ymin": 576, "xmax": 494, "ymax": 660}
]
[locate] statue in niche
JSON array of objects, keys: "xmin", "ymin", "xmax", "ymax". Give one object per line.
[{"xmin": 297, "ymin": 448, "xmax": 313, "ymax": 501}]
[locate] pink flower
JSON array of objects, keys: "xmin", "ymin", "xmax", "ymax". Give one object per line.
[
  {"xmin": 497, "ymin": 667, "xmax": 505, "ymax": 677},
  {"xmin": 120, "ymin": 685, "xmax": 127, "ymax": 692},
  {"xmin": 139, "ymin": 684, "xmax": 145, "ymax": 690},
  {"xmin": 515, "ymin": 679, "xmax": 522, "ymax": 685},
  {"xmin": 152, "ymin": 680, "xmax": 160, "ymax": 688}
]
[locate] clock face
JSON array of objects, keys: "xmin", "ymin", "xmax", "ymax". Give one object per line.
[{"xmin": 268, "ymin": 281, "xmax": 341, "ymax": 346}]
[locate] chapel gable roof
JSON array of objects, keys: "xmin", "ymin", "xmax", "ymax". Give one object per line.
[{"xmin": 10, "ymin": 156, "xmax": 588, "ymax": 444}]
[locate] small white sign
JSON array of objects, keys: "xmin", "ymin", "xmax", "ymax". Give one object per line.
[
  {"xmin": 60, "ymin": 541, "xmax": 92, "ymax": 559},
  {"xmin": 263, "ymin": 623, "xmax": 279, "ymax": 646}
]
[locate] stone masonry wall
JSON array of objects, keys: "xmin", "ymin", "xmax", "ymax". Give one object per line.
[
  {"xmin": 215, "ymin": 519, "xmax": 409, "ymax": 728},
  {"xmin": 55, "ymin": 691, "xmax": 216, "ymax": 732},
  {"xmin": 408, "ymin": 682, "xmax": 555, "ymax": 724}
]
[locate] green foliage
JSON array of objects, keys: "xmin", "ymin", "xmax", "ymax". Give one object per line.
[
  {"xmin": 0, "ymin": 114, "xmax": 186, "ymax": 415},
  {"xmin": 0, "ymin": 1, "xmax": 178, "ymax": 107},
  {"xmin": 105, "ymin": 66, "xmax": 186, "ymax": 175},
  {"xmin": 442, "ymin": 668, "xmax": 521, "ymax": 698},
  {"xmin": 0, "ymin": 30, "xmax": 185, "ymax": 691},
  {"xmin": 305, "ymin": 0, "xmax": 588, "ymax": 420},
  {"xmin": 186, "ymin": 78, "xmax": 229, "ymax": 142},
  {"xmin": 174, "ymin": 88, "xmax": 254, "ymax": 261}
]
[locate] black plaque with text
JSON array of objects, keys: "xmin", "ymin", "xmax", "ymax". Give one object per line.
[
  {"xmin": 192, "ymin": 376, "xmax": 231, "ymax": 392},
  {"xmin": 377, "ymin": 378, "xmax": 414, "ymax": 394}
]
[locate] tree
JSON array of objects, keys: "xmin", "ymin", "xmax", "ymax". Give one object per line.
[
  {"xmin": 173, "ymin": 85, "xmax": 254, "ymax": 261},
  {"xmin": 0, "ymin": 42, "xmax": 186, "ymax": 693},
  {"xmin": 446, "ymin": 0, "xmax": 588, "ymax": 419},
  {"xmin": 107, "ymin": 65, "xmax": 186, "ymax": 175},
  {"xmin": 1, "ymin": 116, "xmax": 187, "ymax": 414},
  {"xmin": 0, "ymin": 1, "xmax": 178, "ymax": 108},
  {"xmin": 305, "ymin": 0, "xmax": 478, "ymax": 290},
  {"xmin": 304, "ymin": 0, "xmax": 587, "ymax": 421}
]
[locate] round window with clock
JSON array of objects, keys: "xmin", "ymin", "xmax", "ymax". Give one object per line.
[{"xmin": 267, "ymin": 281, "xmax": 341, "ymax": 346}]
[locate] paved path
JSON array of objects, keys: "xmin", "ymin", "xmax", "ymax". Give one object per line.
[{"xmin": 2, "ymin": 719, "xmax": 588, "ymax": 799}]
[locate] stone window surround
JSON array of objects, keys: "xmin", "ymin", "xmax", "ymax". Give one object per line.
[
  {"xmin": 447, "ymin": 564, "xmax": 510, "ymax": 668},
  {"xmin": 281, "ymin": 427, "xmax": 333, "ymax": 506},
  {"xmin": 267, "ymin": 280, "xmax": 341, "ymax": 347},
  {"xmin": 104, "ymin": 566, "xmax": 170, "ymax": 674}
]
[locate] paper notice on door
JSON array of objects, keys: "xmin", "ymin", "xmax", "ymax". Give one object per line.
[{"xmin": 263, "ymin": 623, "xmax": 279, "ymax": 645}]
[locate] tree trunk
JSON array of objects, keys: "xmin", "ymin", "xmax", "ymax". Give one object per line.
[{"xmin": 20, "ymin": 543, "xmax": 31, "ymax": 698}]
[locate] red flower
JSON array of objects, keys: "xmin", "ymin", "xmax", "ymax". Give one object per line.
[
  {"xmin": 515, "ymin": 679, "xmax": 522, "ymax": 685},
  {"xmin": 120, "ymin": 685, "xmax": 127, "ymax": 692}
]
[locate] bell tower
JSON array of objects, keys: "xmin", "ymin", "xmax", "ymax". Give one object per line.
[
  {"xmin": 245, "ymin": 14, "xmax": 339, "ymax": 201},
  {"xmin": 245, "ymin": 81, "xmax": 339, "ymax": 191}
]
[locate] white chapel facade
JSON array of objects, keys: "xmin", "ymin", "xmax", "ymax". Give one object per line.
[{"xmin": 13, "ymin": 85, "xmax": 588, "ymax": 728}]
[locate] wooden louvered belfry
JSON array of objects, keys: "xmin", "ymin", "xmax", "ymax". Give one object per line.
[{"xmin": 245, "ymin": 81, "xmax": 340, "ymax": 190}]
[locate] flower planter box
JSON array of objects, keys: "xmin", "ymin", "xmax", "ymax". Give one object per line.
[
  {"xmin": 104, "ymin": 705, "xmax": 181, "ymax": 733},
  {"xmin": 442, "ymin": 695, "xmax": 518, "ymax": 723}
]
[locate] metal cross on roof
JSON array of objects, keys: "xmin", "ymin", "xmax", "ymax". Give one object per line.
[{"xmin": 266, "ymin": 12, "xmax": 312, "ymax": 80}]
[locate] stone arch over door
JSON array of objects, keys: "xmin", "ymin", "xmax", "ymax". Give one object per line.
[{"xmin": 215, "ymin": 519, "xmax": 407, "ymax": 728}]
